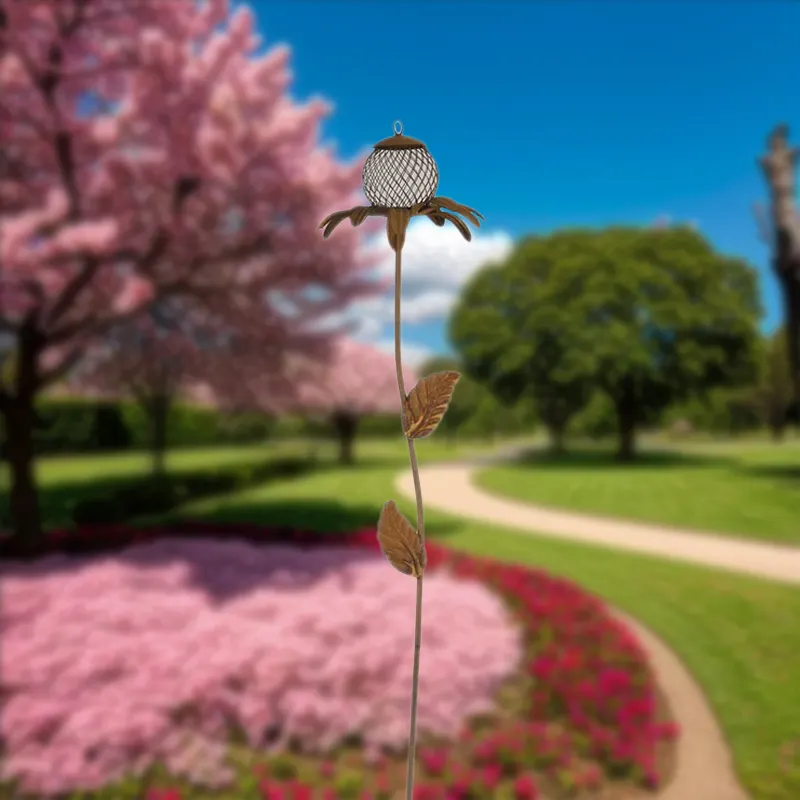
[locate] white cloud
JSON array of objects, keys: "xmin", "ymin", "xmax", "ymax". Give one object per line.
[
  {"xmin": 376, "ymin": 220, "xmax": 514, "ymax": 292},
  {"xmin": 313, "ymin": 220, "xmax": 513, "ymax": 365},
  {"xmin": 313, "ymin": 296, "xmax": 390, "ymax": 339},
  {"xmin": 401, "ymin": 290, "xmax": 456, "ymax": 323},
  {"xmin": 348, "ymin": 222, "xmax": 512, "ymax": 336}
]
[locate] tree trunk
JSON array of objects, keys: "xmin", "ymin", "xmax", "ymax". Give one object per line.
[
  {"xmin": 781, "ymin": 272, "xmax": 800, "ymax": 428},
  {"xmin": 1, "ymin": 321, "xmax": 45, "ymax": 547},
  {"xmin": 146, "ymin": 393, "xmax": 171, "ymax": 477},
  {"xmin": 769, "ymin": 405, "xmax": 786, "ymax": 442},
  {"xmin": 614, "ymin": 380, "xmax": 637, "ymax": 461},
  {"xmin": 331, "ymin": 411, "xmax": 358, "ymax": 465},
  {"xmin": 1, "ymin": 393, "xmax": 42, "ymax": 547}
]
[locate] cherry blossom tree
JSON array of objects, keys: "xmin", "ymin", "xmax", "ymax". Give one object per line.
[
  {"xmin": 0, "ymin": 1, "xmax": 379, "ymax": 543},
  {"xmin": 290, "ymin": 338, "xmax": 416, "ymax": 465},
  {"xmin": 69, "ymin": 296, "xmax": 313, "ymax": 475}
]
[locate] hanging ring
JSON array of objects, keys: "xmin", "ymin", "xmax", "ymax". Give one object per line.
[{"xmin": 393, "ymin": 120, "xmax": 403, "ymax": 135}]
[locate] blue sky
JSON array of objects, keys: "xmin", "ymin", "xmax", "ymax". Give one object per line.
[{"xmin": 249, "ymin": 0, "xmax": 800, "ymax": 364}]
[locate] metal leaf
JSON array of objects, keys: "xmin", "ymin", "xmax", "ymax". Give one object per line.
[
  {"xmin": 319, "ymin": 209, "xmax": 354, "ymax": 239},
  {"xmin": 402, "ymin": 370, "xmax": 461, "ymax": 439},
  {"xmin": 436, "ymin": 210, "xmax": 473, "ymax": 242},
  {"xmin": 433, "ymin": 197, "xmax": 485, "ymax": 227},
  {"xmin": 351, "ymin": 206, "xmax": 375, "ymax": 227},
  {"xmin": 377, "ymin": 500, "xmax": 426, "ymax": 578}
]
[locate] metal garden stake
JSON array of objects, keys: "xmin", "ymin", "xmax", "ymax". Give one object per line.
[{"xmin": 319, "ymin": 121, "xmax": 483, "ymax": 800}]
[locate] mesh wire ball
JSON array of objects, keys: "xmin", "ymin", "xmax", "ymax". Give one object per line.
[{"xmin": 362, "ymin": 145, "xmax": 439, "ymax": 208}]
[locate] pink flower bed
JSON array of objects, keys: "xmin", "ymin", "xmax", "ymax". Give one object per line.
[
  {"xmin": 1, "ymin": 535, "xmax": 522, "ymax": 795},
  {"xmin": 0, "ymin": 522, "xmax": 679, "ymax": 799}
]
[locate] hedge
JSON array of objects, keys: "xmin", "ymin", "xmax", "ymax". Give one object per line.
[
  {"xmin": 66, "ymin": 455, "xmax": 311, "ymax": 530},
  {"xmin": 21, "ymin": 398, "xmax": 275, "ymax": 455},
  {"xmin": 2, "ymin": 397, "xmax": 494, "ymax": 459}
]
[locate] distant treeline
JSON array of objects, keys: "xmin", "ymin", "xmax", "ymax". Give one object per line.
[{"xmin": 0, "ymin": 398, "xmax": 428, "ymax": 456}]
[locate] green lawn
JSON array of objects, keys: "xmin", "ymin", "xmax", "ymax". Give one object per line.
[
  {"xmin": 2, "ymin": 437, "xmax": 508, "ymax": 530},
  {"xmin": 28, "ymin": 437, "xmax": 506, "ymax": 485},
  {"xmin": 474, "ymin": 440, "xmax": 800, "ymax": 544},
  {"xmin": 8, "ymin": 436, "xmax": 800, "ymax": 800}
]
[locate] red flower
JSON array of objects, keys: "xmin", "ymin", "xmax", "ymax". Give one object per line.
[
  {"xmin": 146, "ymin": 790, "xmax": 183, "ymax": 800},
  {"xmin": 319, "ymin": 760, "xmax": 336, "ymax": 778},
  {"xmin": 259, "ymin": 784, "xmax": 285, "ymax": 800},
  {"xmin": 530, "ymin": 655, "xmax": 557, "ymax": 681},
  {"xmin": 287, "ymin": 781, "xmax": 313, "ymax": 800},
  {"xmin": 413, "ymin": 783, "xmax": 444, "ymax": 800},
  {"xmin": 513, "ymin": 774, "xmax": 540, "ymax": 800},
  {"xmin": 655, "ymin": 720, "xmax": 681, "ymax": 740},
  {"xmin": 559, "ymin": 645, "xmax": 584, "ymax": 671},
  {"xmin": 481, "ymin": 764, "xmax": 502, "ymax": 790},
  {"xmin": 420, "ymin": 747, "xmax": 449, "ymax": 776},
  {"xmin": 444, "ymin": 775, "xmax": 471, "ymax": 800}
]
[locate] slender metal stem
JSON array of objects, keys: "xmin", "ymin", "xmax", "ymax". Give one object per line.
[{"xmin": 393, "ymin": 243, "xmax": 425, "ymax": 800}]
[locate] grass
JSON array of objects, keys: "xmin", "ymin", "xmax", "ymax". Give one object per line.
[
  {"xmin": 474, "ymin": 440, "xmax": 800, "ymax": 544},
  {"xmin": 27, "ymin": 437, "xmax": 504, "ymax": 484},
  {"xmin": 6, "ymin": 435, "xmax": 800, "ymax": 799},
  {"xmin": 0, "ymin": 437, "xmax": 506, "ymax": 530}
]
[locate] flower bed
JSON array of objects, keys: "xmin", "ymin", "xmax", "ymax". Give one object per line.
[{"xmin": 0, "ymin": 523, "xmax": 679, "ymax": 799}]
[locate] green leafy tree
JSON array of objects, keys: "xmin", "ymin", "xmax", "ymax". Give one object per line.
[
  {"xmin": 418, "ymin": 355, "xmax": 524, "ymax": 443},
  {"xmin": 570, "ymin": 391, "xmax": 617, "ymax": 440},
  {"xmin": 418, "ymin": 355, "xmax": 489, "ymax": 443},
  {"xmin": 459, "ymin": 391, "xmax": 515, "ymax": 442},
  {"xmin": 448, "ymin": 242, "xmax": 592, "ymax": 452},
  {"xmin": 451, "ymin": 226, "xmax": 761, "ymax": 459},
  {"xmin": 664, "ymin": 386, "xmax": 761, "ymax": 436}
]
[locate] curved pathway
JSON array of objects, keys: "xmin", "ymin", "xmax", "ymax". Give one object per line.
[
  {"xmin": 396, "ymin": 458, "xmax": 800, "ymax": 586},
  {"xmin": 394, "ymin": 454, "xmax": 769, "ymax": 799}
]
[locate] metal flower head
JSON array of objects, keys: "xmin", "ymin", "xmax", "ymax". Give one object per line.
[{"xmin": 319, "ymin": 121, "xmax": 483, "ymax": 251}]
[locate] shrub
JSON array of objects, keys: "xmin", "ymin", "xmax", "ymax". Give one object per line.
[
  {"xmin": 34, "ymin": 397, "xmax": 99, "ymax": 453},
  {"xmin": 92, "ymin": 403, "xmax": 133, "ymax": 451},
  {"xmin": 663, "ymin": 387, "xmax": 761, "ymax": 436},
  {"xmin": 121, "ymin": 401, "xmax": 273, "ymax": 449},
  {"xmin": 28, "ymin": 397, "xmax": 274, "ymax": 455},
  {"xmin": 270, "ymin": 415, "xmax": 310, "ymax": 439},
  {"xmin": 67, "ymin": 458, "xmax": 309, "ymax": 532},
  {"xmin": 71, "ymin": 481, "xmax": 179, "ymax": 525}
]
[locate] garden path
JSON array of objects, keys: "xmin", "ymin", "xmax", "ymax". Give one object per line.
[
  {"xmin": 394, "ymin": 450, "xmax": 769, "ymax": 799},
  {"xmin": 396, "ymin": 452, "xmax": 800, "ymax": 586}
]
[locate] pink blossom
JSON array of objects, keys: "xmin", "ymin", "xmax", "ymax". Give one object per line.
[
  {"xmin": 1, "ymin": 0, "xmax": 381, "ymax": 454},
  {"xmin": 0, "ymin": 539, "xmax": 522, "ymax": 795},
  {"xmin": 292, "ymin": 338, "xmax": 417, "ymax": 417}
]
